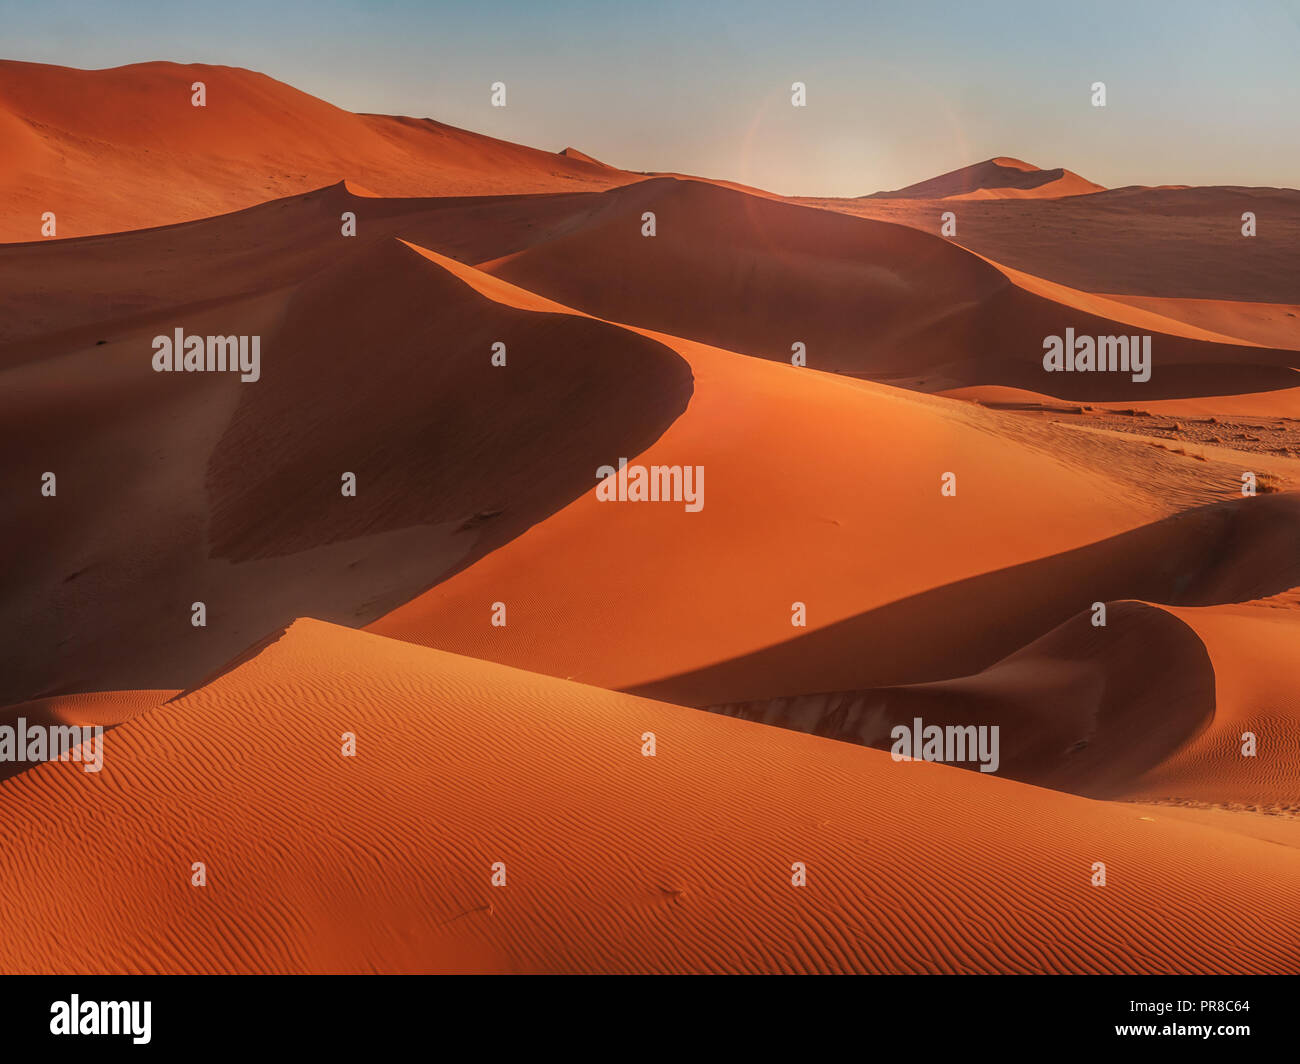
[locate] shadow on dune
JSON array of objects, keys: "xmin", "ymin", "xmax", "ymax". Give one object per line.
[
  {"xmin": 206, "ymin": 236, "xmax": 694, "ymax": 568},
  {"xmin": 0, "ymin": 231, "xmax": 692, "ymax": 706},
  {"xmin": 629, "ymin": 491, "xmax": 1300, "ymax": 711},
  {"xmin": 484, "ymin": 177, "xmax": 1300, "ymax": 400},
  {"xmin": 702, "ymin": 601, "xmax": 1216, "ymax": 799}
]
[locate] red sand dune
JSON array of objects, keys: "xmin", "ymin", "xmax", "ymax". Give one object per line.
[
  {"xmin": 0, "ymin": 690, "xmax": 175, "ymax": 782},
  {"xmin": 14, "ymin": 174, "xmax": 1291, "ymax": 705},
  {"xmin": 632, "ymin": 492, "xmax": 1300, "ymax": 706},
  {"xmin": 701, "ymin": 601, "xmax": 1217, "ymax": 799},
  {"xmin": 1, "ymin": 618, "xmax": 1297, "ymax": 974},
  {"xmin": 0, "ymin": 215, "xmax": 690, "ymax": 705},
  {"xmin": 0, "ymin": 60, "xmax": 642, "ymax": 240},
  {"xmin": 1098, "ymin": 294, "xmax": 1300, "ymax": 351},
  {"xmin": 1128, "ymin": 601, "xmax": 1300, "ymax": 809},
  {"xmin": 558, "ymin": 146, "xmax": 612, "ymax": 168},
  {"xmin": 805, "ymin": 185, "xmax": 1300, "ymax": 310},
  {"xmin": 480, "ymin": 178, "xmax": 1300, "ymax": 400},
  {"xmin": 204, "ymin": 237, "xmax": 691, "ymax": 564},
  {"xmin": 0, "ymin": 180, "xmax": 622, "ymax": 349},
  {"xmin": 867, "ymin": 156, "xmax": 1104, "ymax": 200},
  {"xmin": 370, "ymin": 244, "xmax": 1290, "ymax": 691}
]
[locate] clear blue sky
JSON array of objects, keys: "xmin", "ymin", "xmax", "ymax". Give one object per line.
[{"xmin": 4, "ymin": 0, "xmax": 1299, "ymax": 195}]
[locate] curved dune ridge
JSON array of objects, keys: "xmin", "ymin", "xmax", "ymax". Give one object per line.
[
  {"xmin": 1, "ymin": 618, "xmax": 1298, "ymax": 975},
  {"xmin": 0, "ymin": 180, "xmax": 623, "ymax": 350},
  {"xmin": 205, "ymin": 235, "xmax": 693, "ymax": 562},
  {"xmin": 480, "ymin": 178, "xmax": 1300, "ymax": 399},
  {"xmin": 633, "ymin": 492, "xmax": 1300, "ymax": 707},
  {"xmin": 1127, "ymin": 602, "xmax": 1300, "ymax": 809},
  {"xmin": 368, "ymin": 243, "xmax": 1296, "ymax": 694},
  {"xmin": 702, "ymin": 602, "xmax": 1219, "ymax": 800},
  {"xmin": 0, "ymin": 191, "xmax": 696, "ymax": 705},
  {"xmin": 368, "ymin": 246, "xmax": 1184, "ymax": 690}
]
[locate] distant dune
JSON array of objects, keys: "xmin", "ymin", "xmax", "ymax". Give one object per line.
[
  {"xmin": 803, "ymin": 185, "xmax": 1300, "ymax": 307},
  {"xmin": 0, "ymin": 60, "xmax": 642, "ymax": 240},
  {"xmin": 558, "ymin": 146, "xmax": 613, "ymax": 168},
  {"xmin": 480, "ymin": 177, "xmax": 1300, "ymax": 400},
  {"xmin": 868, "ymin": 156, "xmax": 1104, "ymax": 200}
]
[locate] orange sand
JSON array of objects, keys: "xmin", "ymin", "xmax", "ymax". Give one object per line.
[{"xmin": 2, "ymin": 59, "xmax": 1298, "ymax": 976}]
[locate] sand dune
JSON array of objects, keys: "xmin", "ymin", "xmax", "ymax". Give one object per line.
[
  {"xmin": 370, "ymin": 242, "xmax": 1279, "ymax": 691},
  {"xmin": 695, "ymin": 594, "xmax": 1300, "ymax": 811},
  {"xmin": 0, "ymin": 180, "xmax": 622, "ymax": 349},
  {"xmin": 0, "ymin": 60, "xmax": 642, "ymax": 240},
  {"xmin": 205, "ymin": 236, "xmax": 691, "ymax": 563},
  {"xmin": 481, "ymin": 178, "xmax": 1299, "ymax": 399},
  {"xmin": 1099, "ymin": 294, "xmax": 1300, "ymax": 350},
  {"xmin": 558, "ymin": 147, "xmax": 613, "ymax": 168},
  {"xmin": 12, "ymin": 174, "xmax": 1262, "ymax": 705},
  {"xmin": 805, "ymin": 185, "xmax": 1300, "ymax": 307},
  {"xmin": 482, "ymin": 176, "xmax": 1008, "ymax": 375},
  {"xmin": 1128, "ymin": 601, "xmax": 1300, "ymax": 809},
  {"xmin": 703, "ymin": 601, "xmax": 1216, "ymax": 799},
  {"xmin": 2, "ymin": 618, "xmax": 1297, "ymax": 975},
  {"xmin": 0, "ymin": 212, "xmax": 690, "ymax": 705},
  {"xmin": 868, "ymin": 156, "xmax": 1104, "ymax": 200},
  {"xmin": 633, "ymin": 492, "xmax": 1300, "ymax": 707}
]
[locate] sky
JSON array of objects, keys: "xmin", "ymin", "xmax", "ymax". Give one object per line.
[{"xmin": 4, "ymin": 0, "xmax": 1299, "ymax": 196}]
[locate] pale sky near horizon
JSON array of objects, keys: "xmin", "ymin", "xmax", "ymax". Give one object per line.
[{"xmin": 4, "ymin": 0, "xmax": 1299, "ymax": 196}]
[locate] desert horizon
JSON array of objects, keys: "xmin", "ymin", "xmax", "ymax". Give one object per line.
[{"xmin": 2, "ymin": 5, "xmax": 1299, "ymax": 1040}]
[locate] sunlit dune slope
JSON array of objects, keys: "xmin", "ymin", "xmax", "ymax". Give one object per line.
[
  {"xmin": 635, "ymin": 493, "xmax": 1300, "ymax": 706},
  {"xmin": 0, "ymin": 60, "xmax": 641, "ymax": 240},
  {"xmin": 2, "ymin": 619, "xmax": 1298, "ymax": 974},
  {"xmin": 1127, "ymin": 601, "xmax": 1300, "ymax": 809}
]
